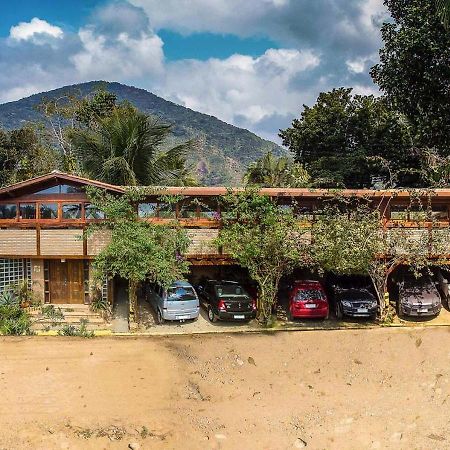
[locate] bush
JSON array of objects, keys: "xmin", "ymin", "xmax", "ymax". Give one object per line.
[
  {"xmin": 0, "ymin": 290, "xmax": 32, "ymax": 335},
  {"xmin": 58, "ymin": 319, "xmax": 94, "ymax": 338}
]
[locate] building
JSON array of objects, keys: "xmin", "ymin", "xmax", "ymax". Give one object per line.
[{"xmin": 0, "ymin": 171, "xmax": 449, "ymax": 306}]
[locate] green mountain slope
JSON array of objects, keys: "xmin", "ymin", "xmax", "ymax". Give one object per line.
[{"xmin": 0, "ymin": 81, "xmax": 286, "ymax": 185}]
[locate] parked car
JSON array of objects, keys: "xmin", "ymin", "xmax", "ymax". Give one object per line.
[
  {"xmin": 147, "ymin": 280, "xmax": 200, "ymax": 324},
  {"xmin": 197, "ymin": 280, "xmax": 257, "ymax": 322},
  {"xmin": 333, "ymin": 287, "xmax": 378, "ymax": 319},
  {"xmin": 398, "ymin": 275, "xmax": 442, "ymax": 317},
  {"xmin": 287, "ymin": 280, "xmax": 329, "ymax": 320}
]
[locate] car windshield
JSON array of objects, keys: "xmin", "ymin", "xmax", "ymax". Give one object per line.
[
  {"xmin": 215, "ymin": 284, "xmax": 248, "ymax": 297},
  {"xmin": 340, "ymin": 289, "xmax": 373, "ymax": 300},
  {"xmin": 167, "ymin": 286, "xmax": 197, "ymax": 301},
  {"xmin": 295, "ymin": 289, "xmax": 324, "ymax": 301}
]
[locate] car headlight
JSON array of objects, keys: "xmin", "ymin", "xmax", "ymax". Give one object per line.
[{"xmin": 341, "ymin": 301, "xmax": 351, "ymax": 307}]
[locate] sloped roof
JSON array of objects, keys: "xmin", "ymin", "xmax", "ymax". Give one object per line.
[{"xmin": 0, "ymin": 171, "xmax": 125, "ymax": 198}]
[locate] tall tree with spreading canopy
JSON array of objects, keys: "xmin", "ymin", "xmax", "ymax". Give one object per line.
[
  {"xmin": 217, "ymin": 190, "xmax": 311, "ymax": 324},
  {"xmin": 86, "ymin": 188, "xmax": 190, "ymax": 322},
  {"xmin": 371, "ymin": 0, "xmax": 450, "ymax": 152},
  {"xmin": 279, "ymin": 88, "xmax": 417, "ymax": 188}
]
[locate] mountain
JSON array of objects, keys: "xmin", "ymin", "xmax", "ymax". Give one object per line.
[{"xmin": 0, "ymin": 81, "xmax": 286, "ymax": 185}]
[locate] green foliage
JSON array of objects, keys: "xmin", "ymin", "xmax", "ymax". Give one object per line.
[
  {"xmin": 279, "ymin": 88, "xmax": 417, "ymax": 188},
  {"xmin": 75, "ymin": 89, "xmax": 118, "ymax": 128},
  {"xmin": 0, "ymin": 290, "xmax": 32, "ymax": 335},
  {"xmin": 69, "ymin": 104, "xmax": 197, "ymax": 186},
  {"xmin": 0, "ymin": 125, "xmax": 59, "ymax": 186},
  {"xmin": 86, "ymin": 187, "xmax": 190, "ymax": 319},
  {"xmin": 371, "ymin": 0, "xmax": 450, "ymax": 152},
  {"xmin": 244, "ymin": 151, "xmax": 311, "ymax": 187},
  {"xmin": 217, "ymin": 190, "xmax": 311, "ymax": 323},
  {"xmin": 58, "ymin": 319, "xmax": 94, "ymax": 338}
]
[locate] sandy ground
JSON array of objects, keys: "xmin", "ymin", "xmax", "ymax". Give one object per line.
[{"xmin": 0, "ymin": 328, "xmax": 450, "ymax": 450}]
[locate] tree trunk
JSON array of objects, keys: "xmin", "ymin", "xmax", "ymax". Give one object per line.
[{"xmin": 129, "ymin": 279, "xmax": 138, "ymax": 323}]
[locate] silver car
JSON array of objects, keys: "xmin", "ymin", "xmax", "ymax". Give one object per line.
[
  {"xmin": 148, "ymin": 280, "xmax": 200, "ymax": 323},
  {"xmin": 398, "ymin": 276, "xmax": 442, "ymax": 317}
]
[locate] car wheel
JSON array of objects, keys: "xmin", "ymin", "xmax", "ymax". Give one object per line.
[
  {"xmin": 335, "ymin": 303, "xmax": 343, "ymax": 320},
  {"xmin": 207, "ymin": 306, "xmax": 217, "ymax": 323},
  {"xmin": 157, "ymin": 309, "xmax": 164, "ymax": 324}
]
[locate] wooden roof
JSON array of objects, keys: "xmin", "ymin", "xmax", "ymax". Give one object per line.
[{"xmin": 2, "ymin": 172, "xmax": 450, "ymax": 200}]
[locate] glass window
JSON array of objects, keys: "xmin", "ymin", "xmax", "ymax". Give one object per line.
[
  {"xmin": 62, "ymin": 203, "xmax": 82, "ymax": 220},
  {"xmin": 40, "ymin": 203, "xmax": 58, "ymax": 219},
  {"xmin": 431, "ymin": 205, "xmax": 448, "ymax": 221},
  {"xmin": 409, "ymin": 206, "xmax": 427, "ymax": 221},
  {"xmin": 85, "ymin": 204, "xmax": 105, "ymax": 220},
  {"xmin": 158, "ymin": 202, "xmax": 176, "ymax": 219},
  {"xmin": 296, "ymin": 205, "xmax": 314, "ymax": 221},
  {"xmin": 390, "ymin": 205, "xmax": 408, "ymax": 220},
  {"xmin": 199, "ymin": 199, "xmax": 219, "ymax": 219},
  {"xmin": 0, "ymin": 204, "xmax": 17, "ymax": 219},
  {"xmin": 34, "ymin": 184, "xmax": 84, "ymax": 195},
  {"xmin": 138, "ymin": 203, "xmax": 157, "ymax": 218},
  {"xmin": 178, "ymin": 200, "xmax": 197, "ymax": 219},
  {"xmin": 19, "ymin": 203, "xmax": 36, "ymax": 220},
  {"xmin": 167, "ymin": 286, "xmax": 197, "ymax": 301}
]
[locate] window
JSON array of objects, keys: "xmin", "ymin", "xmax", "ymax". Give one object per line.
[
  {"xmin": 19, "ymin": 203, "xmax": 36, "ymax": 220},
  {"xmin": 138, "ymin": 203, "xmax": 157, "ymax": 218},
  {"xmin": 34, "ymin": 184, "xmax": 84, "ymax": 195},
  {"xmin": 296, "ymin": 205, "xmax": 314, "ymax": 221},
  {"xmin": 199, "ymin": 199, "xmax": 219, "ymax": 219},
  {"xmin": 431, "ymin": 205, "xmax": 448, "ymax": 221},
  {"xmin": 0, "ymin": 204, "xmax": 16, "ymax": 219},
  {"xmin": 40, "ymin": 203, "xmax": 58, "ymax": 219},
  {"xmin": 85, "ymin": 204, "xmax": 105, "ymax": 220},
  {"xmin": 0, "ymin": 259, "xmax": 31, "ymax": 291},
  {"xmin": 178, "ymin": 200, "xmax": 197, "ymax": 219},
  {"xmin": 158, "ymin": 202, "xmax": 176, "ymax": 219},
  {"xmin": 390, "ymin": 205, "xmax": 408, "ymax": 220},
  {"xmin": 62, "ymin": 203, "xmax": 82, "ymax": 220},
  {"xmin": 408, "ymin": 205, "xmax": 427, "ymax": 222}
]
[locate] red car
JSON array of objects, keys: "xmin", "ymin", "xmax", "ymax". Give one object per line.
[{"xmin": 288, "ymin": 280, "xmax": 329, "ymax": 320}]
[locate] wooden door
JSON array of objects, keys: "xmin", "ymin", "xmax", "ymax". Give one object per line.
[
  {"xmin": 67, "ymin": 260, "xmax": 84, "ymax": 304},
  {"xmin": 49, "ymin": 260, "xmax": 84, "ymax": 304}
]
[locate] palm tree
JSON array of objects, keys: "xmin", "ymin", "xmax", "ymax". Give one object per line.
[
  {"xmin": 244, "ymin": 151, "xmax": 310, "ymax": 188},
  {"xmin": 69, "ymin": 105, "xmax": 197, "ymax": 186},
  {"xmin": 437, "ymin": 0, "xmax": 450, "ymax": 29}
]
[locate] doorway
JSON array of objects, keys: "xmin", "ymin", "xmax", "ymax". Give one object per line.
[{"xmin": 47, "ymin": 260, "xmax": 85, "ymax": 304}]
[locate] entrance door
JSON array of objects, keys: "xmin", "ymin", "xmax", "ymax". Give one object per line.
[{"xmin": 48, "ymin": 260, "xmax": 84, "ymax": 304}]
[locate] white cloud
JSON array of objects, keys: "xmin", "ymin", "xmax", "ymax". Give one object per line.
[
  {"xmin": 9, "ymin": 17, "xmax": 63, "ymax": 43},
  {"xmin": 0, "ymin": 0, "xmax": 386, "ymax": 143},
  {"xmin": 71, "ymin": 28, "xmax": 164, "ymax": 79},
  {"xmin": 156, "ymin": 48, "xmax": 320, "ymax": 140}
]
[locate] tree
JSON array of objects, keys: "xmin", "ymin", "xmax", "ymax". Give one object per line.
[
  {"xmin": 69, "ymin": 104, "xmax": 197, "ymax": 186},
  {"xmin": 244, "ymin": 151, "xmax": 310, "ymax": 187},
  {"xmin": 0, "ymin": 126, "xmax": 59, "ymax": 186},
  {"xmin": 312, "ymin": 194, "xmax": 450, "ymax": 320},
  {"xmin": 217, "ymin": 190, "xmax": 311, "ymax": 324},
  {"xmin": 437, "ymin": 0, "xmax": 450, "ymax": 29},
  {"xmin": 86, "ymin": 188, "xmax": 190, "ymax": 322},
  {"xmin": 370, "ymin": 0, "xmax": 450, "ymax": 152},
  {"xmin": 279, "ymin": 88, "xmax": 417, "ymax": 188}
]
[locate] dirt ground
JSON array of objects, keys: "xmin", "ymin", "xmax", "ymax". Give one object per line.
[{"xmin": 1, "ymin": 328, "xmax": 450, "ymax": 450}]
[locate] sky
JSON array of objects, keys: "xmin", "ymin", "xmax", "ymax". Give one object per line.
[{"xmin": 0, "ymin": 0, "xmax": 388, "ymax": 143}]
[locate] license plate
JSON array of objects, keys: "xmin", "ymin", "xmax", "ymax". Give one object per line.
[
  {"xmin": 357, "ymin": 308, "xmax": 368, "ymax": 313},
  {"xmin": 305, "ymin": 304, "xmax": 317, "ymax": 309},
  {"xmin": 234, "ymin": 315, "xmax": 245, "ymax": 319},
  {"xmin": 176, "ymin": 315, "xmax": 190, "ymax": 320},
  {"xmin": 418, "ymin": 308, "xmax": 428, "ymax": 313}
]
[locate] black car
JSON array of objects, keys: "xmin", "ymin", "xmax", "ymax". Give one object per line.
[
  {"xmin": 333, "ymin": 287, "xmax": 378, "ymax": 319},
  {"xmin": 197, "ymin": 280, "xmax": 257, "ymax": 322}
]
